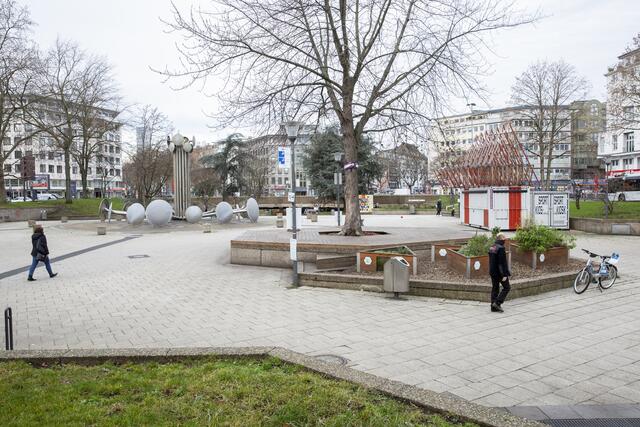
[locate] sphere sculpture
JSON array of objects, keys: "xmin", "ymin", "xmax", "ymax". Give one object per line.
[
  {"xmin": 126, "ymin": 203, "xmax": 145, "ymax": 226},
  {"xmin": 185, "ymin": 205, "xmax": 203, "ymax": 224},
  {"xmin": 215, "ymin": 201, "xmax": 234, "ymax": 224},
  {"xmin": 146, "ymin": 199, "xmax": 173, "ymax": 226},
  {"xmin": 246, "ymin": 198, "xmax": 259, "ymax": 223}
]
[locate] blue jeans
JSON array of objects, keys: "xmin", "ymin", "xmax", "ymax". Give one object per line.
[{"xmin": 28, "ymin": 256, "xmax": 53, "ymax": 277}]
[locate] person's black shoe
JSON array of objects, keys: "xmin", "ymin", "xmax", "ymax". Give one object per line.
[
  {"xmin": 28, "ymin": 276, "xmax": 36, "ymax": 281},
  {"xmin": 491, "ymin": 302, "xmax": 504, "ymax": 313},
  {"xmin": 49, "ymin": 273, "xmax": 58, "ymax": 278}
]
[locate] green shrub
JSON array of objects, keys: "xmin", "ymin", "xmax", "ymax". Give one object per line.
[
  {"xmin": 458, "ymin": 233, "xmax": 493, "ymax": 257},
  {"xmin": 514, "ymin": 222, "xmax": 576, "ymax": 253}
]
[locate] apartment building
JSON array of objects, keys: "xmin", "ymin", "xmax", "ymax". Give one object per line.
[
  {"xmin": 2, "ymin": 103, "xmax": 124, "ymax": 199},
  {"xmin": 430, "ymin": 105, "xmax": 575, "ymax": 188},
  {"xmin": 244, "ymin": 124, "xmax": 316, "ymax": 196},
  {"xmin": 599, "ymin": 47, "xmax": 640, "ymax": 176}
]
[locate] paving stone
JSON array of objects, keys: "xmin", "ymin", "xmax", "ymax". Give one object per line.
[{"xmin": 1, "ymin": 219, "xmax": 640, "ymax": 410}]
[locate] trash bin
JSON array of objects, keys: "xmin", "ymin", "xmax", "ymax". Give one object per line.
[{"xmin": 383, "ymin": 257, "xmax": 410, "ymax": 298}]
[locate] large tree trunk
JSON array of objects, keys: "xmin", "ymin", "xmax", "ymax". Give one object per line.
[
  {"xmin": 64, "ymin": 148, "xmax": 72, "ymax": 204},
  {"xmin": 0, "ymin": 173, "xmax": 6, "ymax": 201},
  {"xmin": 340, "ymin": 113, "xmax": 362, "ymax": 236}
]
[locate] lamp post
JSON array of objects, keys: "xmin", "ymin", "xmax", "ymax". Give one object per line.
[
  {"xmin": 333, "ymin": 152, "xmax": 344, "ymax": 226},
  {"xmin": 604, "ymin": 160, "xmax": 611, "ymax": 219},
  {"xmin": 284, "ymin": 121, "xmax": 301, "ymax": 286}
]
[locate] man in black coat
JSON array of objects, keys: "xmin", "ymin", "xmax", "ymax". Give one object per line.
[{"xmin": 488, "ymin": 232, "xmax": 510, "ymax": 312}]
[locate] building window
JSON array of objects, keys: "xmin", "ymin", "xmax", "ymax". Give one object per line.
[
  {"xmin": 39, "ymin": 164, "xmax": 46, "ymax": 173},
  {"xmin": 612, "ymin": 135, "xmax": 618, "ymax": 150},
  {"xmin": 48, "ymin": 165, "xmax": 54, "ymax": 173},
  {"xmin": 612, "ymin": 160, "xmax": 619, "ymax": 167},
  {"xmin": 115, "ymin": 169, "xmax": 120, "ymax": 176},
  {"xmin": 4, "ymin": 164, "xmax": 11, "ymax": 172},
  {"xmin": 623, "ymin": 158, "xmax": 633, "ymax": 168},
  {"xmin": 88, "ymin": 167, "xmax": 92, "ymax": 175},
  {"xmin": 625, "ymin": 133, "xmax": 635, "ymax": 152},
  {"xmin": 2, "ymin": 137, "xmax": 9, "ymax": 145},
  {"xmin": 72, "ymin": 166, "xmax": 78, "ymax": 174},
  {"xmin": 56, "ymin": 165, "xmax": 62, "ymax": 174},
  {"xmin": 14, "ymin": 150, "xmax": 22, "ymax": 159}
]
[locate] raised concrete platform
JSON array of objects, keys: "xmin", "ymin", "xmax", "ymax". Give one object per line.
[{"xmin": 230, "ymin": 226, "xmax": 474, "ymax": 268}]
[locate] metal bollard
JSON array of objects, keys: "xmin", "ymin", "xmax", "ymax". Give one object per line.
[{"xmin": 4, "ymin": 307, "xmax": 13, "ymax": 350}]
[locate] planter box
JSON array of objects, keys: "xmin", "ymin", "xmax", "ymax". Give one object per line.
[
  {"xmin": 431, "ymin": 244, "xmax": 462, "ymax": 263},
  {"xmin": 446, "ymin": 249, "xmax": 490, "ymax": 279},
  {"xmin": 509, "ymin": 242, "xmax": 568, "ymax": 269},
  {"xmin": 357, "ymin": 246, "xmax": 418, "ymax": 275}
]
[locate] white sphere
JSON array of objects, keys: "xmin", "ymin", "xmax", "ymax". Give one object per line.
[
  {"xmin": 146, "ymin": 199, "xmax": 173, "ymax": 226},
  {"xmin": 171, "ymin": 133, "xmax": 184, "ymax": 146},
  {"xmin": 185, "ymin": 205, "xmax": 203, "ymax": 223},
  {"xmin": 246, "ymin": 198, "xmax": 259, "ymax": 223},
  {"xmin": 126, "ymin": 203, "xmax": 145, "ymax": 226},
  {"xmin": 216, "ymin": 201, "xmax": 233, "ymax": 224},
  {"xmin": 183, "ymin": 142, "xmax": 193, "ymax": 153}
]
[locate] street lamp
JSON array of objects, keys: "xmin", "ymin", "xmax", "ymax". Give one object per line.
[
  {"xmin": 284, "ymin": 120, "xmax": 301, "ymax": 286},
  {"xmin": 333, "ymin": 152, "xmax": 344, "ymax": 226},
  {"xmin": 604, "ymin": 160, "xmax": 611, "ymax": 219}
]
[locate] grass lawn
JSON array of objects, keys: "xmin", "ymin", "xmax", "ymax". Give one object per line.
[
  {"xmin": 0, "ymin": 357, "xmax": 474, "ymax": 427},
  {"xmin": 0, "ymin": 198, "xmax": 123, "ymax": 217},
  {"xmin": 570, "ymin": 200, "xmax": 640, "ymax": 220}
]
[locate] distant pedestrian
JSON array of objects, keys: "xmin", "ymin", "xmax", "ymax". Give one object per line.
[
  {"xmin": 575, "ymin": 185, "xmax": 582, "ymax": 210},
  {"xmin": 27, "ymin": 225, "xmax": 57, "ymax": 281},
  {"xmin": 488, "ymin": 232, "xmax": 510, "ymax": 313},
  {"xmin": 435, "ymin": 199, "xmax": 442, "ymax": 216}
]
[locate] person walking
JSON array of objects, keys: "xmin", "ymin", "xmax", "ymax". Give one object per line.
[
  {"xmin": 488, "ymin": 232, "xmax": 510, "ymax": 312},
  {"xmin": 27, "ymin": 225, "xmax": 57, "ymax": 281},
  {"xmin": 435, "ymin": 199, "xmax": 442, "ymax": 216}
]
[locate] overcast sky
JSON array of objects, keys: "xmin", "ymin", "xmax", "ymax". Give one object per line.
[{"xmin": 27, "ymin": 0, "xmax": 639, "ymax": 145}]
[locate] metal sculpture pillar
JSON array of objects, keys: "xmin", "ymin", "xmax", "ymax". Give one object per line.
[{"xmin": 168, "ymin": 133, "xmax": 194, "ymax": 219}]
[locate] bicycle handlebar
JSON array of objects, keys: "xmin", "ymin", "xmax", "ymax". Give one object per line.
[{"xmin": 582, "ymin": 249, "xmax": 611, "ymax": 260}]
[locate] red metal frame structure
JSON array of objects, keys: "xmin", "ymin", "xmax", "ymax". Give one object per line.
[{"xmin": 436, "ymin": 124, "xmax": 536, "ymax": 189}]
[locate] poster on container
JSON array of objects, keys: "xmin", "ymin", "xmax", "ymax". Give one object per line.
[
  {"xmin": 531, "ymin": 192, "xmax": 569, "ymax": 229},
  {"xmin": 359, "ymin": 194, "xmax": 374, "ymax": 213},
  {"xmin": 551, "ymin": 193, "xmax": 569, "ymax": 228}
]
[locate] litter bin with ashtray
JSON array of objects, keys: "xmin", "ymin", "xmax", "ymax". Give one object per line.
[{"xmin": 383, "ymin": 256, "xmax": 410, "ymax": 298}]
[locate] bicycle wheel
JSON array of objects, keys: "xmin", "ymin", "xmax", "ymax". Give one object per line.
[
  {"xmin": 600, "ymin": 265, "xmax": 618, "ymax": 289},
  {"xmin": 574, "ymin": 268, "xmax": 591, "ymax": 294}
]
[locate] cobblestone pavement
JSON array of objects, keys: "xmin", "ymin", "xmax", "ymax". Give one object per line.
[{"xmin": 1, "ymin": 216, "xmax": 639, "ymax": 409}]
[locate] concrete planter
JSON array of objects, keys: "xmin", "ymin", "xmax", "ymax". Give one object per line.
[
  {"xmin": 509, "ymin": 242, "xmax": 568, "ymax": 269},
  {"xmin": 357, "ymin": 246, "xmax": 418, "ymax": 275},
  {"xmin": 446, "ymin": 249, "xmax": 490, "ymax": 279},
  {"xmin": 431, "ymin": 244, "xmax": 462, "ymax": 263}
]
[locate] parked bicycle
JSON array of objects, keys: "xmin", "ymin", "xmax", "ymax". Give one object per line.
[{"xmin": 573, "ymin": 249, "xmax": 620, "ymax": 294}]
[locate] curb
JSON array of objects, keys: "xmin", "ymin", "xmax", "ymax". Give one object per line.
[{"xmin": 0, "ymin": 346, "xmax": 543, "ymax": 427}]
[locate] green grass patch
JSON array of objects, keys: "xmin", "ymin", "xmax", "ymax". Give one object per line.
[
  {"xmin": 570, "ymin": 200, "xmax": 640, "ymax": 220},
  {"xmin": 0, "ymin": 198, "xmax": 123, "ymax": 217},
  {"xmin": 0, "ymin": 357, "xmax": 474, "ymax": 426}
]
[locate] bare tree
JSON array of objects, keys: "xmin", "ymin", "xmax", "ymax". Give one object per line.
[
  {"xmin": 123, "ymin": 106, "xmax": 173, "ymax": 204},
  {"xmin": 71, "ymin": 58, "xmax": 123, "ymax": 198},
  {"xmin": 510, "ymin": 60, "xmax": 588, "ymax": 189},
  {"xmin": 398, "ymin": 144, "xmax": 428, "ymax": 192},
  {"xmin": 162, "ymin": 0, "xmax": 534, "ymax": 235},
  {"xmin": 607, "ymin": 33, "xmax": 640, "ymax": 131},
  {"xmin": 0, "ymin": 0, "xmax": 38, "ymax": 198},
  {"xmin": 27, "ymin": 39, "xmax": 86, "ymax": 203}
]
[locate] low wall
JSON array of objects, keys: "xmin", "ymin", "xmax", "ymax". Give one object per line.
[
  {"xmin": 299, "ymin": 271, "xmax": 576, "ymax": 302},
  {"xmin": 0, "ymin": 206, "xmax": 62, "ymax": 222},
  {"xmin": 570, "ymin": 217, "xmax": 640, "ymax": 235}
]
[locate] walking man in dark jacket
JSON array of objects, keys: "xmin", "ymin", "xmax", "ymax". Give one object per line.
[
  {"xmin": 436, "ymin": 199, "xmax": 442, "ymax": 216},
  {"xmin": 488, "ymin": 232, "xmax": 510, "ymax": 312},
  {"xmin": 27, "ymin": 225, "xmax": 57, "ymax": 281}
]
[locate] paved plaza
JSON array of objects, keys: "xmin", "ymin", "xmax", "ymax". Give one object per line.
[{"xmin": 1, "ymin": 215, "xmax": 640, "ymax": 413}]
